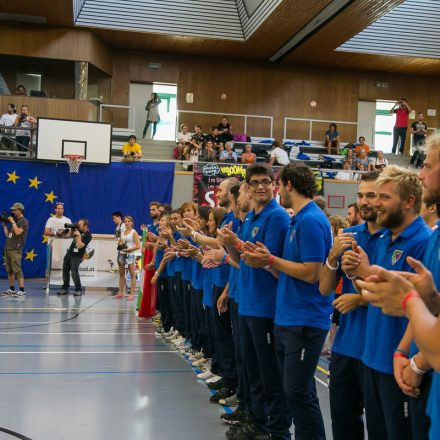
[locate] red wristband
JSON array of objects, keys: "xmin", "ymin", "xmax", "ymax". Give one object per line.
[
  {"xmin": 235, "ymin": 240, "xmax": 244, "ymax": 252},
  {"xmin": 225, "ymin": 255, "xmax": 230, "ymax": 264},
  {"xmin": 268, "ymin": 255, "xmax": 275, "ymax": 267},
  {"xmin": 393, "ymin": 352, "xmax": 408, "ymax": 360},
  {"xmin": 402, "ymin": 290, "xmax": 421, "ymax": 314}
]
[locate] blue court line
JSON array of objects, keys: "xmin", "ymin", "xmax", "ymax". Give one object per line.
[{"xmin": 0, "ymin": 370, "xmax": 192, "ymax": 375}]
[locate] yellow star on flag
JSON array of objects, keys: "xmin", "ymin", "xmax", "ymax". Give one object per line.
[
  {"xmin": 29, "ymin": 176, "xmax": 42, "ymax": 189},
  {"xmin": 25, "ymin": 249, "xmax": 37, "ymax": 262},
  {"xmin": 44, "ymin": 190, "xmax": 58, "ymax": 203},
  {"xmin": 6, "ymin": 171, "xmax": 20, "ymax": 184},
  {"xmin": 42, "ymin": 235, "xmax": 49, "ymax": 244}
]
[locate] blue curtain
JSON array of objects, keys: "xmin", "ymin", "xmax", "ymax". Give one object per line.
[{"xmin": 0, "ymin": 160, "xmax": 174, "ymax": 278}]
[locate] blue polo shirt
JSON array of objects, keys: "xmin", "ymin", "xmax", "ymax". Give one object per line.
[
  {"xmin": 147, "ymin": 223, "xmax": 159, "ymax": 235},
  {"xmin": 228, "ymin": 220, "xmax": 243, "ymax": 301},
  {"xmin": 361, "ymin": 217, "xmax": 431, "ymax": 375},
  {"xmin": 181, "ymin": 237, "xmax": 195, "ymax": 281},
  {"xmin": 332, "ymin": 223, "xmax": 385, "ymax": 359},
  {"xmin": 238, "ymin": 199, "xmax": 290, "ymax": 318},
  {"xmin": 212, "ymin": 211, "xmax": 240, "ymax": 288},
  {"xmin": 172, "ymin": 231, "xmax": 183, "ymax": 273},
  {"xmin": 165, "ymin": 231, "xmax": 181, "ymax": 276},
  {"xmin": 155, "ymin": 248, "xmax": 166, "ymax": 278},
  {"xmin": 275, "ymin": 201, "xmax": 332, "ymax": 329},
  {"xmin": 202, "ymin": 267, "xmax": 214, "ymax": 307}
]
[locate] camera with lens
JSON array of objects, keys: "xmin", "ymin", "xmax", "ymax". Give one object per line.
[
  {"xmin": 64, "ymin": 223, "xmax": 78, "ymax": 232},
  {"xmin": 20, "ymin": 113, "xmax": 27, "ymax": 122},
  {"xmin": 0, "ymin": 212, "xmax": 12, "ymax": 223},
  {"xmin": 117, "ymin": 241, "xmax": 127, "ymax": 252}
]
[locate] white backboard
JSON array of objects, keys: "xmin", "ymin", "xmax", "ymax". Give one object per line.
[{"xmin": 36, "ymin": 117, "xmax": 112, "ymax": 164}]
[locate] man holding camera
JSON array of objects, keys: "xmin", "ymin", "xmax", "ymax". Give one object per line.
[
  {"xmin": 390, "ymin": 98, "xmax": 412, "ymax": 155},
  {"xmin": 3, "ymin": 202, "xmax": 29, "ymax": 297},
  {"xmin": 57, "ymin": 219, "xmax": 92, "ymax": 296}
]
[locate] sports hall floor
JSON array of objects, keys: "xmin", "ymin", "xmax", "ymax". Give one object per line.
[{"xmin": 0, "ymin": 281, "xmax": 331, "ymax": 440}]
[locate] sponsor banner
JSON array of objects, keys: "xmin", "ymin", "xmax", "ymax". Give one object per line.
[
  {"xmin": 49, "ymin": 237, "xmax": 119, "ymax": 288},
  {"xmin": 193, "ymin": 163, "xmax": 324, "ymax": 207}
]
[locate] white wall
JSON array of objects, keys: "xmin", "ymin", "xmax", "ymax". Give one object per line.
[{"xmin": 357, "ymin": 100, "xmax": 376, "ymax": 147}]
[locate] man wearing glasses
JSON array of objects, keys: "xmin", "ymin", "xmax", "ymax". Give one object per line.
[
  {"xmin": 44, "ymin": 202, "xmax": 71, "ymax": 238},
  {"xmin": 2, "ymin": 202, "xmax": 29, "ymax": 297}
]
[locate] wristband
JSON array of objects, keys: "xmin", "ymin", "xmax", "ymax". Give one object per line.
[
  {"xmin": 268, "ymin": 255, "xmax": 275, "ymax": 267},
  {"xmin": 225, "ymin": 255, "xmax": 230, "ymax": 265},
  {"xmin": 410, "ymin": 356, "xmax": 428, "ymax": 375},
  {"xmin": 346, "ymin": 274, "xmax": 356, "ymax": 280},
  {"xmin": 393, "ymin": 352, "xmax": 408, "ymax": 360},
  {"xmin": 221, "ymin": 253, "xmax": 228, "ymax": 264},
  {"xmin": 402, "ymin": 290, "xmax": 421, "ymax": 314},
  {"xmin": 325, "ymin": 257, "xmax": 339, "ymax": 271},
  {"xmin": 394, "ymin": 348, "xmax": 409, "ymax": 359},
  {"xmin": 235, "ymin": 240, "xmax": 244, "ymax": 253}
]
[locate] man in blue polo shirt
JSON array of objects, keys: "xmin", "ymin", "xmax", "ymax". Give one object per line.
[
  {"xmin": 228, "ymin": 163, "xmax": 291, "ymax": 440},
  {"xmin": 319, "ymin": 170, "xmax": 383, "ymax": 440},
  {"xmin": 342, "ymin": 165, "xmax": 431, "ymax": 440},
  {"xmin": 356, "ymin": 137, "xmax": 440, "ymax": 440},
  {"xmin": 243, "ymin": 163, "xmax": 332, "ymax": 439}
]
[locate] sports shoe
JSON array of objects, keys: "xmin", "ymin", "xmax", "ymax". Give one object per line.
[
  {"xmin": 192, "ymin": 358, "xmax": 208, "ymax": 367},
  {"xmin": 205, "ymin": 374, "xmax": 222, "ymax": 384},
  {"xmin": 162, "ymin": 327, "xmax": 174, "ymax": 337},
  {"xmin": 73, "ymin": 290, "xmax": 82, "ymax": 296},
  {"xmin": 225, "ymin": 420, "xmax": 267, "ymax": 440},
  {"xmin": 57, "ymin": 289, "xmax": 68, "ymax": 295},
  {"xmin": 219, "ymin": 393, "xmax": 239, "ymax": 407},
  {"xmin": 2, "ymin": 289, "xmax": 15, "ymax": 296},
  {"xmin": 189, "ymin": 352, "xmax": 204, "ymax": 361},
  {"xmin": 172, "ymin": 336, "xmax": 185, "ymax": 345},
  {"xmin": 12, "ymin": 290, "xmax": 26, "ymax": 297},
  {"xmin": 220, "ymin": 408, "xmax": 247, "ymax": 426},
  {"xmin": 165, "ymin": 332, "xmax": 180, "ymax": 342},
  {"xmin": 197, "ymin": 370, "xmax": 214, "ymax": 380},
  {"xmin": 210, "ymin": 387, "xmax": 236, "ymax": 404}
]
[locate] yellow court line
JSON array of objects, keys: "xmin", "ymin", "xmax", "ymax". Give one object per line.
[{"xmin": 316, "ymin": 365, "xmax": 329, "ymax": 376}]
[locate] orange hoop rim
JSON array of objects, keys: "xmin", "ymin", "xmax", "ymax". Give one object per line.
[{"xmin": 64, "ymin": 154, "xmax": 84, "ymax": 160}]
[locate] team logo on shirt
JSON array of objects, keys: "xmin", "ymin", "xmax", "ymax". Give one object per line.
[
  {"xmin": 289, "ymin": 229, "xmax": 296, "ymax": 243},
  {"xmin": 251, "ymin": 227, "xmax": 259, "ymax": 238},
  {"xmin": 391, "ymin": 250, "xmax": 403, "ymax": 265}
]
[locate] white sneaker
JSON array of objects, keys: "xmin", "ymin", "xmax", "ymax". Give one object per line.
[
  {"xmin": 162, "ymin": 327, "xmax": 174, "ymax": 337},
  {"xmin": 197, "ymin": 370, "xmax": 214, "ymax": 380},
  {"xmin": 219, "ymin": 394, "xmax": 239, "ymax": 407},
  {"xmin": 2, "ymin": 289, "xmax": 15, "ymax": 296},
  {"xmin": 206, "ymin": 375, "xmax": 222, "ymax": 384},
  {"xmin": 192, "ymin": 358, "xmax": 207, "ymax": 367},
  {"xmin": 172, "ymin": 337, "xmax": 185, "ymax": 346},
  {"xmin": 189, "ymin": 352, "xmax": 204, "ymax": 361},
  {"xmin": 12, "ymin": 291, "xmax": 26, "ymax": 297},
  {"xmin": 165, "ymin": 332, "xmax": 180, "ymax": 342}
]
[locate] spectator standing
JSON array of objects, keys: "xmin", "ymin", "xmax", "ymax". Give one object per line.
[
  {"xmin": 241, "ymin": 144, "xmax": 256, "ymax": 165},
  {"xmin": 177, "ymin": 124, "xmax": 192, "ymax": 144},
  {"xmin": 143, "ymin": 93, "xmax": 161, "ymax": 139},
  {"xmin": 391, "ymin": 98, "xmax": 412, "ymax": 154},
  {"xmin": 410, "ymin": 112, "xmax": 428, "ymax": 167},
  {"xmin": 325, "ymin": 123, "xmax": 341, "ymax": 155},
  {"xmin": 269, "ymin": 141, "xmax": 290, "ymax": 166},
  {"xmin": 13, "ymin": 105, "xmax": 36, "ymax": 155},
  {"xmin": 199, "ymin": 140, "xmax": 217, "ymax": 162},
  {"xmin": 122, "ymin": 135, "xmax": 142, "ymax": 160},
  {"xmin": 0, "ymin": 103, "xmax": 17, "ymax": 152},
  {"xmin": 219, "ymin": 142, "xmax": 237, "ymax": 163}
]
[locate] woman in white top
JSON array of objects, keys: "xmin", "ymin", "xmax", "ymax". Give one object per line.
[
  {"xmin": 177, "ymin": 124, "xmax": 192, "ymax": 144},
  {"xmin": 115, "ymin": 216, "xmax": 141, "ymax": 301},
  {"xmin": 369, "ymin": 150, "xmax": 389, "ymax": 171}
]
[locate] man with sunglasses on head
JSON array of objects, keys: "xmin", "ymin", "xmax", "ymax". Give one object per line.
[
  {"xmin": 44, "ymin": 202, "xmax": 72, "ymax": 238},
  {"xmin": 3, "ymin": 202, "xmax": 29, "ymax": 297}
]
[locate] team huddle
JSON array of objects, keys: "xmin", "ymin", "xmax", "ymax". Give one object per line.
[{"xmin": 142, "ymin": 137, "xmax": 440, "ymax": 440}]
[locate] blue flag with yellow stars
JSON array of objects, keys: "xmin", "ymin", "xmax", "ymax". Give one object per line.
[{"xmin": 0, "ymin": 160, "xmax": 174, "ymax": 279}]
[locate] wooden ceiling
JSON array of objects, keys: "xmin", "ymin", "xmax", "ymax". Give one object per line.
[{"xmin": 2, "ymin": 0, "xmax": 440, "ymax": 75}]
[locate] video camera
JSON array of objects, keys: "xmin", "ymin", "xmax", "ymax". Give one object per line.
[
  {"xmin": 0, "ymin": 212, "xmax": 12, "ymax": 223},
  {"xmin": 64, "ymin": 223, "xmax": 78, "ymax": 232}
]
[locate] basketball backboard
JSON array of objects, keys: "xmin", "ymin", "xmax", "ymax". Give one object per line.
[{"xmin": 36, "ymin": 117, "xmax": 112, "ymax": 164}]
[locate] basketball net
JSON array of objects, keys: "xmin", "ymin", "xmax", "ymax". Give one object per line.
[{"xmin": 65, "ymin": 154, "xmax": 84, "ymax": 173}]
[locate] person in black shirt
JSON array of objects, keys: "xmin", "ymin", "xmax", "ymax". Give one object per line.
[
  {"xmin": 218, "ymin": 116, "xmax": 233, "ymax": 145},
  {"xmin": 192, "ymin": 125, "xmax": 205, "ymax": 145},
  {"xmin": 58, "ymin": 219, "xmax": 92, "ymax": 296},
  {"xmin": 410, "ymin": 113, "xmax": 428, "ymax": 168},
  {"xmin": 205, "ymin": 126, "xmax": 222, "ymax": 150}
]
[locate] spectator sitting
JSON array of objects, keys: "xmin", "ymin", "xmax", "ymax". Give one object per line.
[
  {"xmin": 183, "ymin": 140, "xmax": 201, "ymax": 162},
  {"xmin": 122, "ymin": 135, "xmax": 142, "ymax": 160},
  {"xmin": 354, "ymin": 136, "xmax": 370, "ymax": 156},
  {"xmin": 0, "ymin": 103, "xmax": 17, "ymax": 152},
  {"xmin": 345, "ymin": 148, "xmax": 356, "ymax": 169},
  {"xmin": 335, "ymin": 160, "xmax": 354, "ymax": 180},
  {"xmin": 218, "ymin": 116, "xmax": 233, "ymax": 144},
  {"xmin": 369, "ymin": 150, "xmax": 389, "ymax": 171},
  {"xmin": 241, "ymin": 144, "xmax": 256, "ymax": 165},
  {"xmin": 268, "ymin": 140, "xmax": 290, "ymax": 166},
  {"xmin": 205, "ymin": 126, "xmax": 222, "ymax": 150},
  {"xmin": 199, "ymin": 140, "xmax": 217, "ymax": 162},
  {"xmin": 354, "ymin": 163, "xmax": 366, "ymax": 180},
  {"xmin": 177, "ymin": 124, "xmax": 192, "ymax": 144},
  {"xmin": 173, "ymin": 141, "xmax": 184, "ymax": 160},
  {"xmin": 355, "ymin": 150, "xmax": 369, "ymax": 170},
  {"xmin": 324, "ymin": 123, "xmax": 340, "ymax": 155},
  {"xmin": 219, "ymin": 142, "xmax": 237, "ymax": 163},
  {"xmin": 15, "ymin": 85, "xmax": 27, "ymax": 96},
  {"xmin": 192, "ymin": 125, "xmax": 205, "ymax": 145}
]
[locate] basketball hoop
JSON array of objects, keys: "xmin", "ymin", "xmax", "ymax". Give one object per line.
[{"xmin": 64, "ymin": 154, "xmax": 84, "ymax": 173}]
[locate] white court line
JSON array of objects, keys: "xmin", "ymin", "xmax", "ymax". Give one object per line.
[
  {"xmin": 314, "ymin": 376, "xmax": 329, "ymax": 388},
  {"xmin": 0, "ymin": 322, "xmax": 153, "ymax": 325},
  {"xmin": 0, "ymin": 332, "xmax": 156, "ymax": 335},
  {"xmin": 0, "ymin": 350, "xmax": 176, "ymax": 354}
]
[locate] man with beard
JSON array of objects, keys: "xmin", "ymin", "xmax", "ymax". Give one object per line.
[
  {"xmin": 346, "ymin": 203, "xmax": 364, "ymax": 227},
  {"xmin": 355, "ymin": 135, "xmax": 440, "ymax": 440},
  {"xmin": 319, "ymin": 171, "xmax": 384, "ymax": 439},
  {"xmin": 341, "ymin": 165, "xmax": 431, "ymax": 440}
]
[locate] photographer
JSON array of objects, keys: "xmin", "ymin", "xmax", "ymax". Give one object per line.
[
  {"xmin": 13, "ymin": 105, "xmax": 36, "ymax": 156},
  {"xmin": 57, "ymin": 219, "xmax": 92, "ymax": 296},
  {"xmin": 390, "ymin": 98, "xmax": 412, "ymax": 155},
  {"xmin": 2, "ymin": 202, "xmax": 29, "ymax": 297}
]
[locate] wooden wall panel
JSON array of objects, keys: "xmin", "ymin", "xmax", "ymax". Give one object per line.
[
  {"xmin": 0, "ymin": 23, "xmax": 113, "ymax": 75},
  {"xmin": 0, "ymin": 96, "xmax": 99, "ymax": 122}
]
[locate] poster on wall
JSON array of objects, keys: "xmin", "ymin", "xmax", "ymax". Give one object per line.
[{"xmin": 193, "ymin": 163, "xmax": 323, "ymax": 207}]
